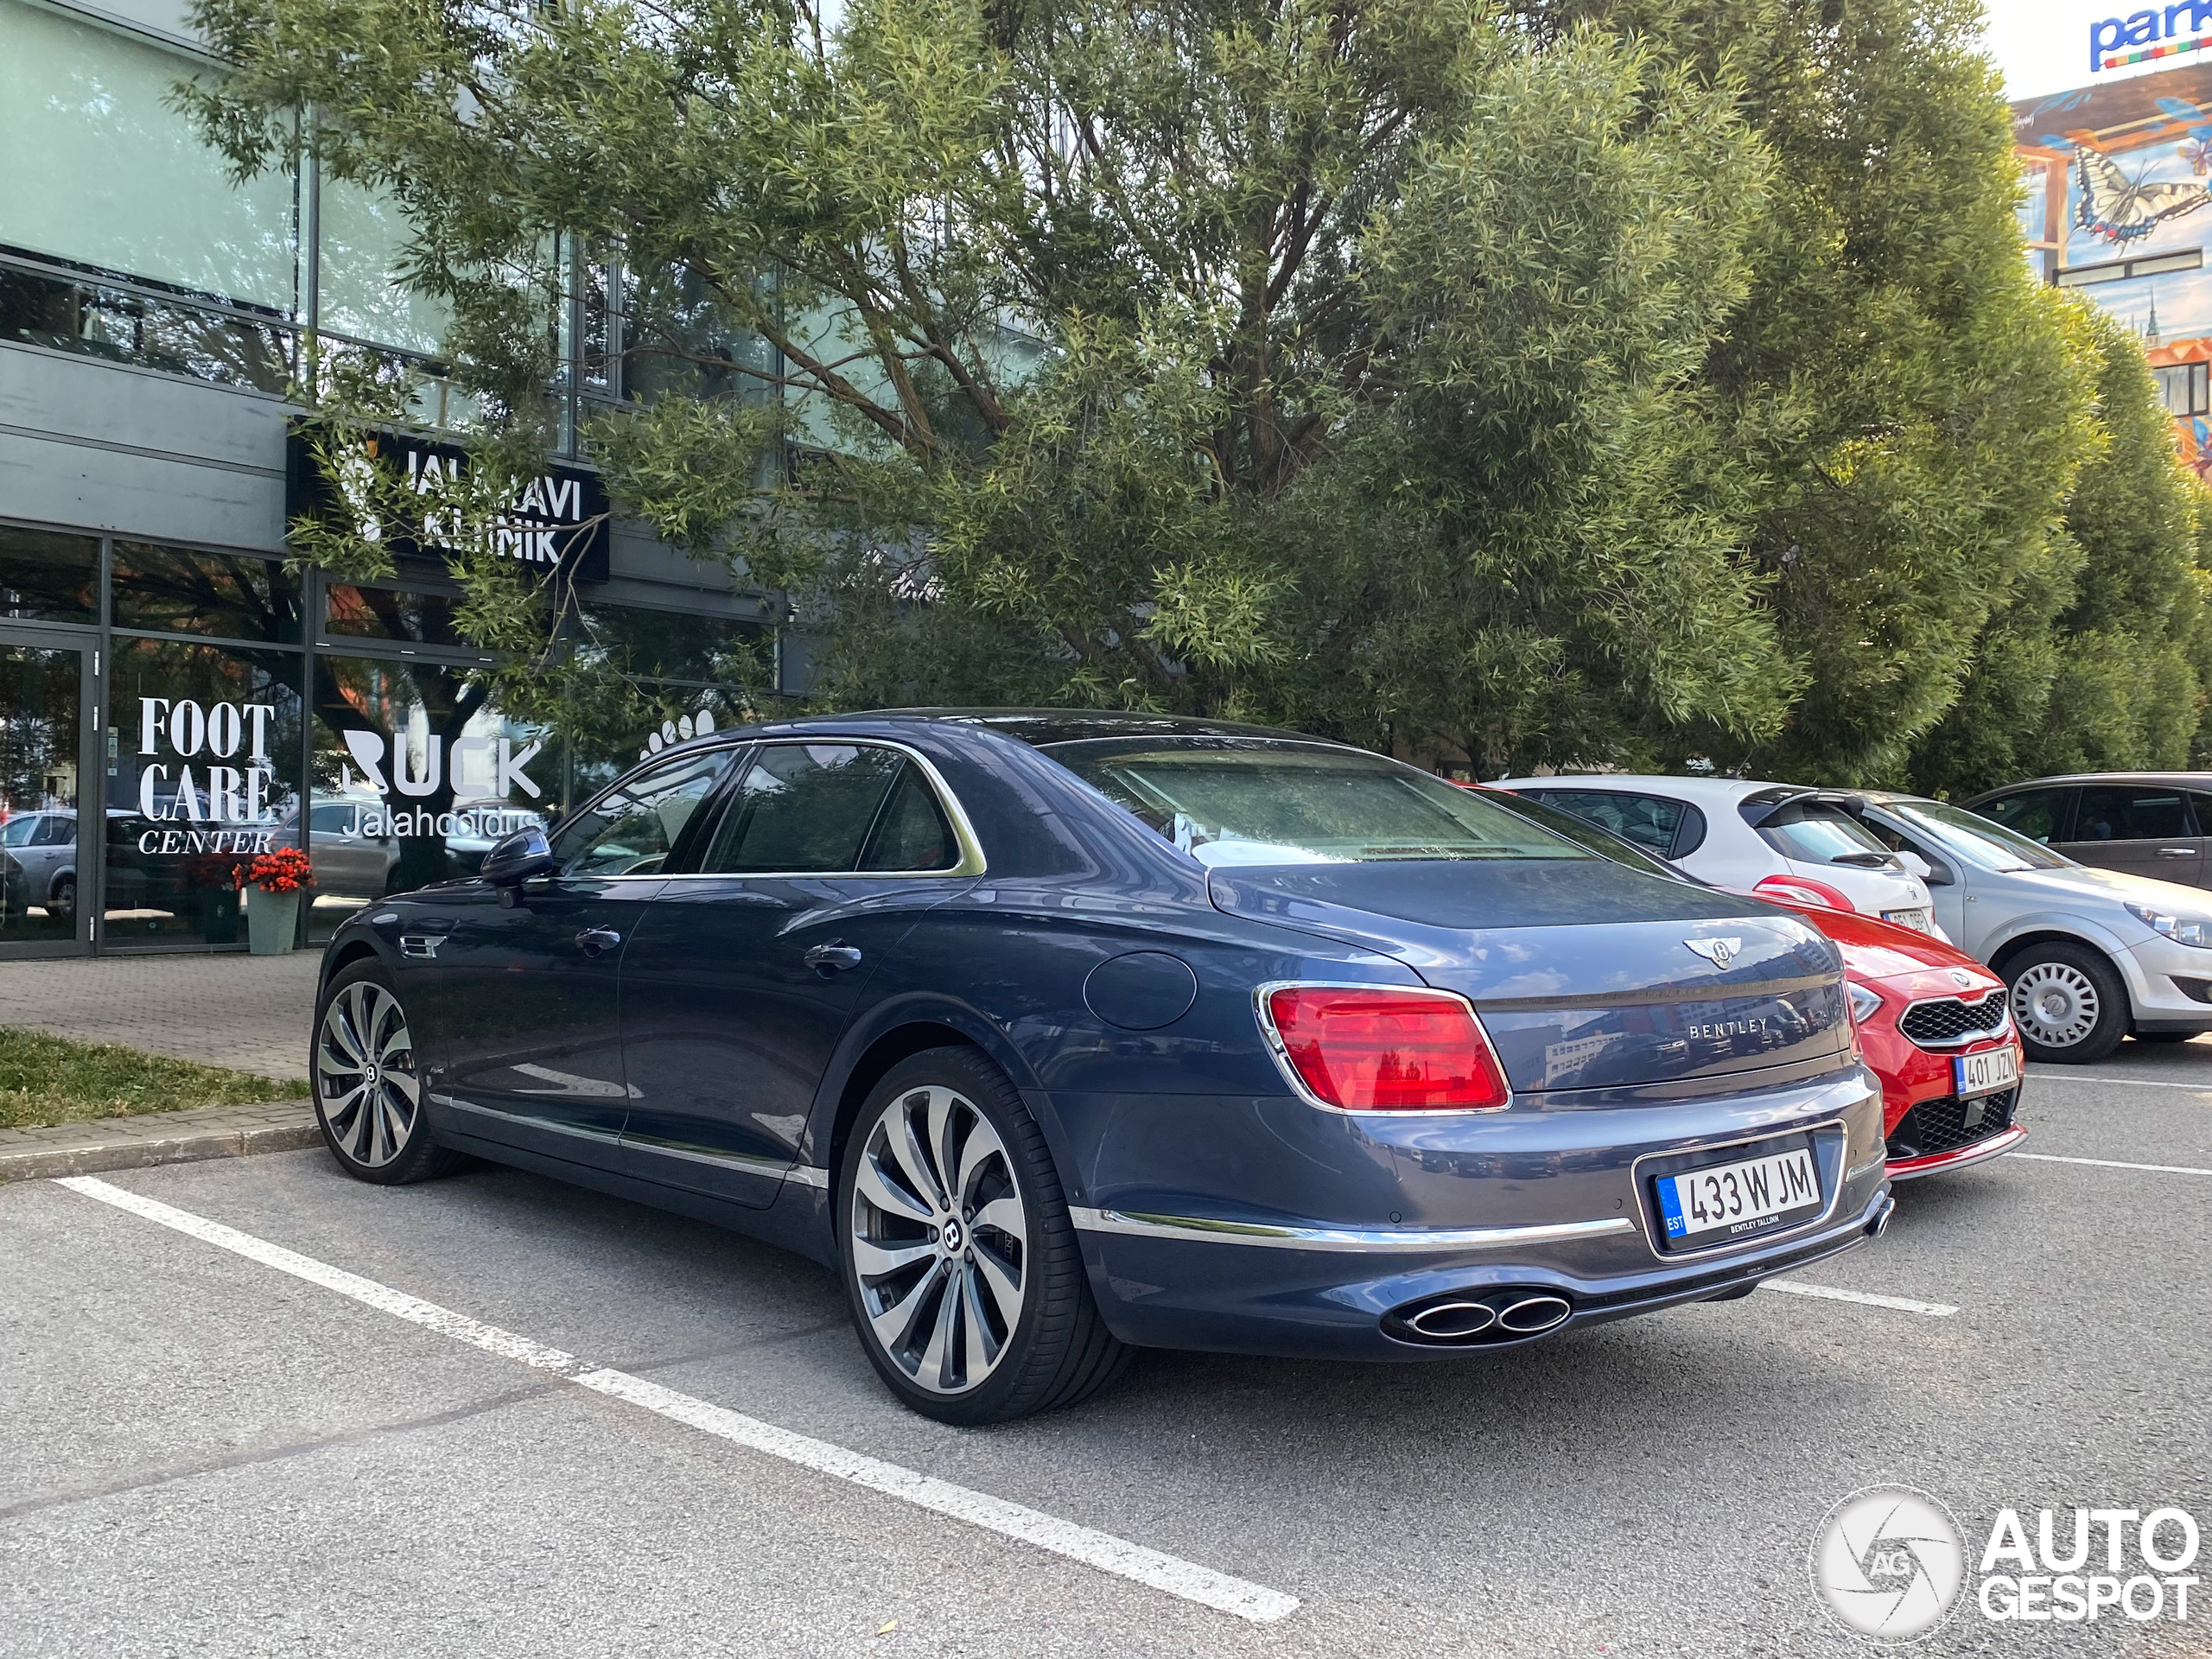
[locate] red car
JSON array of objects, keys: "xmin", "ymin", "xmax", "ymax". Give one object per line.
[
  {"xmin": 1770, "ymin": 902, "xmax": 2026, "ymax": 1179},
  {"xmin": 1479, "ymin": 786, "xmax": 2026, "ymax": 1179}
]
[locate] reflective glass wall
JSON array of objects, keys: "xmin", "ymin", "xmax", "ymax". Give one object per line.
[{"xmin": 0, "ymin": 521, "xmax": 777, "ymax": 954}]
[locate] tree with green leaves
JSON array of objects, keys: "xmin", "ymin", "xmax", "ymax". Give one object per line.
[
  {"xmin": 185, "ymin": 0, "xmax": 1796, "ymax": 766},
  {"xmin": 1916, "ymin": 304, "xmax": 2212, "ymax": 793},
  {"xmin": 184, "ymin": 0, "xmax": 2208, "ymax": 785}
]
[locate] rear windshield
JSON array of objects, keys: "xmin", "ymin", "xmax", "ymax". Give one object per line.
[
  {"xmin": 1753, "ymin": 799, "xmax": 1891, "ymax": 863},
  {"xmin": 1043, "ymin": 741, "xmax": 1593, "ymax": 867}
]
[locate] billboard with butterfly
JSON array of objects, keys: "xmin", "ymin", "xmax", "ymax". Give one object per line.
[{"xmin": 2015, "ymin": 64, "xmax": 2212, "ymax": 476}]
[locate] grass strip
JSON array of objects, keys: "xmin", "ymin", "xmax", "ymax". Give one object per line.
[{"xmin": 0, "ymin": 1026, "xmax": 306, "ymax": 1131}]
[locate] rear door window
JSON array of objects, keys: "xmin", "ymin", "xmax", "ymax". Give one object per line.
[
  {"xmin": 702, "ymin": 743, "xmax": 907, "ymax": 874},
  {"xmin": 858, "ymin": 765, "xmax": 961, "ymax": 872},
  {"xmin": 1531, "ymin": 790, "xmax": 1688, "ymax": 858},
  {"xmin": 2074, "ymin": 785, "xmax": 2194, "ymax": 842},
  {"xmin": 1978, "ymin": 787, "xmax": 2073, "ymax": 844}
]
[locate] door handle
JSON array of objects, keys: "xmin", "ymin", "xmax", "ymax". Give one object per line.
[
  {"xmin": 2158, "ymin": 847, "xmax": 2196, "ymax": 857},
  {"xmin": 575, "ymin": 925, "xmax": 623, "ymax": 955},
  {"xmin": 804, "ymin": 941, "xmax": 864, "ymax": 975}
]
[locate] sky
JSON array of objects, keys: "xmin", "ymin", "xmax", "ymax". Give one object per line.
[{"xmin": 1981, "ymin": 0, "xmax": 2199, "ymax": 100}]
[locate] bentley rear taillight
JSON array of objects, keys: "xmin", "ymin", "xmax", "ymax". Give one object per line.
[{"xmin": 1262, "ymin": 986, "xmax": 1510, "ymax": 1112}]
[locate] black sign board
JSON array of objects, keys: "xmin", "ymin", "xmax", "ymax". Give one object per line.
[{"xmin": 286, "ymin": 425, "xmax": 611, "ymax": 584}]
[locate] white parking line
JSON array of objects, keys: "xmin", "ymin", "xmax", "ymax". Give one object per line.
[
  {"xmin": 2011, "ymin": 1152, "xmax": 2212, "ymax": 1177},
  {"xmin": 2025, "ymin": 1071, "xmax": 2212, "ymax": 1093},
  {"xmin": 52, "ymin": 1176, "xmax": 1298, "ymax": 1625},
  {"xmin": 1758, "ymin": 1279, "xmax": 1958, "ymax": 1318}
]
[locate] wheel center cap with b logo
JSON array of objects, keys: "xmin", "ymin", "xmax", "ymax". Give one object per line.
[
  {"xmin": 941, "ymin": 1218, "xmax": 964, "ymax": 1254},
  {"xmin": 364, "ymin": 1063, "xmax": 380, "ymax": 1084}
]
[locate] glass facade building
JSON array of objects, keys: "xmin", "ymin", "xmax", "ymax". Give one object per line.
[{"xmin": 0, "ymin": 0, "xmax": 791, "ymax": 956}]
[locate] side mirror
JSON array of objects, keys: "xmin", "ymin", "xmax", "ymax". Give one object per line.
[
  {"xmin": 1897, "ymin": 849, "xmax": 1953, "ymax": 887},
  {"xmin": 481, "ymin": 825, "xmax": 556, "ymax": 887}
]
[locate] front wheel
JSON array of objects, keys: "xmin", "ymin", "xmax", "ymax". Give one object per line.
[
  {"xmin": 48, "ymin": 874, "xmax": 74, "ymax": 922},
  {"xmin": 837, "ymin": 1048, "xmax": 1130, "ymax": 1425},
  {"xmin": 2005, "ymin": 943, "xmax": 2129, "ymax": 1064},
  {"xmin": 312, "ymin": 961, "xmax": 462, "ymax": 1184}
]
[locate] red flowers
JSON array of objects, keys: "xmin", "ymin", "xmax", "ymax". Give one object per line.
[{"xmin": 240, "ymin": 846, "xmax": 314, "ymax": 894}]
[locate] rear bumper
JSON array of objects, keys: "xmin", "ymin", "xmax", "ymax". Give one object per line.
[{"xmin": 1062, "ymin": 1065, "xmax": 1890, "ymax": 1359}]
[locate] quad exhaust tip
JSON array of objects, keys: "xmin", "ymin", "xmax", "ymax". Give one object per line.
[{"xmin": 1388, "ymin": 1287, "xmax": 1575, "ymax": 1346}]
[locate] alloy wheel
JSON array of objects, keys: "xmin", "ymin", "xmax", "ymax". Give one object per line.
[
  {"xmin": 848, "ymin": 1084, "xmax": 1029, "ymax": 1395},
  {"xmin": 315, "ymin": 982, "xmax": 422, "ymax": 1166},
  {"xmin": 2011, "ymin": 961, "xmax": 2100, "ymax": 1052}
]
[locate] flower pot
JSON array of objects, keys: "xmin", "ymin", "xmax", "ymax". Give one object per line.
[{"xmin": 245, "ymin": 885, "xmax": 301, "ymax": 955}]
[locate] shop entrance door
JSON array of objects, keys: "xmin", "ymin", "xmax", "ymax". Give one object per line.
[{"xmin": 0, "ymin": 631, "xmax": 95, "ymax": 956}]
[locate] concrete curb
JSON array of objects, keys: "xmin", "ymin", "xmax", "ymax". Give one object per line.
[{"xmin": 0, "ymin": 1102, "xmax": 320, "ymax": 1184}]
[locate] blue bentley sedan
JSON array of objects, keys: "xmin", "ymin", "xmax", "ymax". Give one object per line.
[{"xmin": 313, "ymin": 711, "xmax": 1894, "ymax": 1423}]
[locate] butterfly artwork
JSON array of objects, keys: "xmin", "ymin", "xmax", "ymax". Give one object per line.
[
  {"xmin": 2075, "ymin": 146, "xmax": 2212, "ymax": 244},
  {"xmin": 2184, "ymin": 134, "xmax": 2212, "ymax": 176}
]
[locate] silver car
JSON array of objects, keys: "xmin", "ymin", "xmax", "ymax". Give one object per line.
[
  {"xmin": 1, "ymin": 810, "xmax": 78, "ymax": 919},
  {"xmin": 1835, "ymin": 792, "xmax": 2212, "ymax": 1062}
]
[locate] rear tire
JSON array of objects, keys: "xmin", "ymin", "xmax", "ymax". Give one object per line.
[
  {"xmin": 836, "ymin": 1047, "xmax": 1131, "ymax": 1425},
  {"xmin": 312, "ymin": 960, "xmax": 462, "ymax": 1185},
  {"xmin": 2004, "ymin": 942, "xmax": 2128, "ymax": 1065},
  {"xmin": 48, "ymin": 874, "xmax": 74, "ymax": 922}
]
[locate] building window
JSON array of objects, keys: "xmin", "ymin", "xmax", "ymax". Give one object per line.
[
  {"xmin": 308, "ymin": 654, "xmax": 547, "ymax": 941},
  {"xmin": 0, "ymin": 0, "xmax": 298, "ymax": 315},
  {"xmin": 104, "ymin": 639, "xmax": 305, "ymax": 949},
  {"xmin": 2156, "ymin": 361, "xmax": 2209, "ymax": 416},
  {"xmin": 114, "ymin": 543, "xmax": 304, "ymax": 643},
  {"xmin": 0, "ymin": 525, "xmax": 99, "ymax": 624}
]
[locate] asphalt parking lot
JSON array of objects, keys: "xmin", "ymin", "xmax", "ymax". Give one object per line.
[{"xmin": 3, "ymin": 1045, "xmax": 2208, "ymax": 1658}]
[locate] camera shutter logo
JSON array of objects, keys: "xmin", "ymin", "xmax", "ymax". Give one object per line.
[{"xmin": 1809, "ymin": 1486, "xmax": 1967, "ymax": 1641}]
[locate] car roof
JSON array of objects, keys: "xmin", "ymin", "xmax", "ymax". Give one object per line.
[
  {"xmin": 1964, "ymin": 772, "xmax": 2212, "ymax": 795},
  {"xmin": 1492, "ymin": 773, "xmax": 1821, "ymax": 805},
  {"xmin": 727, "ymin": 707, "xmax": 1333, "ymax": 748}
]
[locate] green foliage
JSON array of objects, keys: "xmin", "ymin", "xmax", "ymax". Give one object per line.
[
  {"xmin": 1918, "ymin": 305, "xmax": 2212, "ymax": 791},
  {"xmin": 181, "ymin": 0, "xmax": 2212, "ymax": 784}
]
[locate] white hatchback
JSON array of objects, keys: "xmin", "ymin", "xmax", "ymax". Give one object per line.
[{"xmin": 1492, "ymin": 775, "xmax": 1944, "ymax": 936}]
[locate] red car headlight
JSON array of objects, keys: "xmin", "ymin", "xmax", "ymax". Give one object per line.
[
  {"xmin": 1847, "ymin": 982, "xmax": 1884, "ymax": 1025},
  {"xmin": 1262, "ymin": 986, "xmax": 1510, "ymax": 1112}
]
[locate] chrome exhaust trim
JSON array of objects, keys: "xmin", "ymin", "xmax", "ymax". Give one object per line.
[
  {"xmin": 1404, "ymin": 1301, "xmax": 1498, "ymax": 1340},
  {"xmin": 1383, "ymin": 1286, "xmax": 1577, "ymax": 1346},
  {"xmin": 1497, "ymin": 1294, "xmax": 1573, "ymax": 1334}
]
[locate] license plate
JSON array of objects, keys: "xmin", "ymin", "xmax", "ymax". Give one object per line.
[
  {"xmin": 1954, "ymin": 1044, "xmax": 2020, "ymax": 1098},
  {"xmin": 1655, "ymin": 1147, "xmax": 1822, "ymax": 1247},
  {"xmin": 1884, "ymin": 907, "xmax": 1936, "ymax": 934}
]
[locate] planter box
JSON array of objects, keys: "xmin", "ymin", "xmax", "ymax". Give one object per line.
[{"xmin": 245, "ymin": 886, "xmax": 302, "ymax": 955}]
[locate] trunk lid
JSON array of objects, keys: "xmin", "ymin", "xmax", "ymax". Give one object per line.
[{"xmin": 1210, "ymin": 861, "xmax": 1851, "ymax": 1092}]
